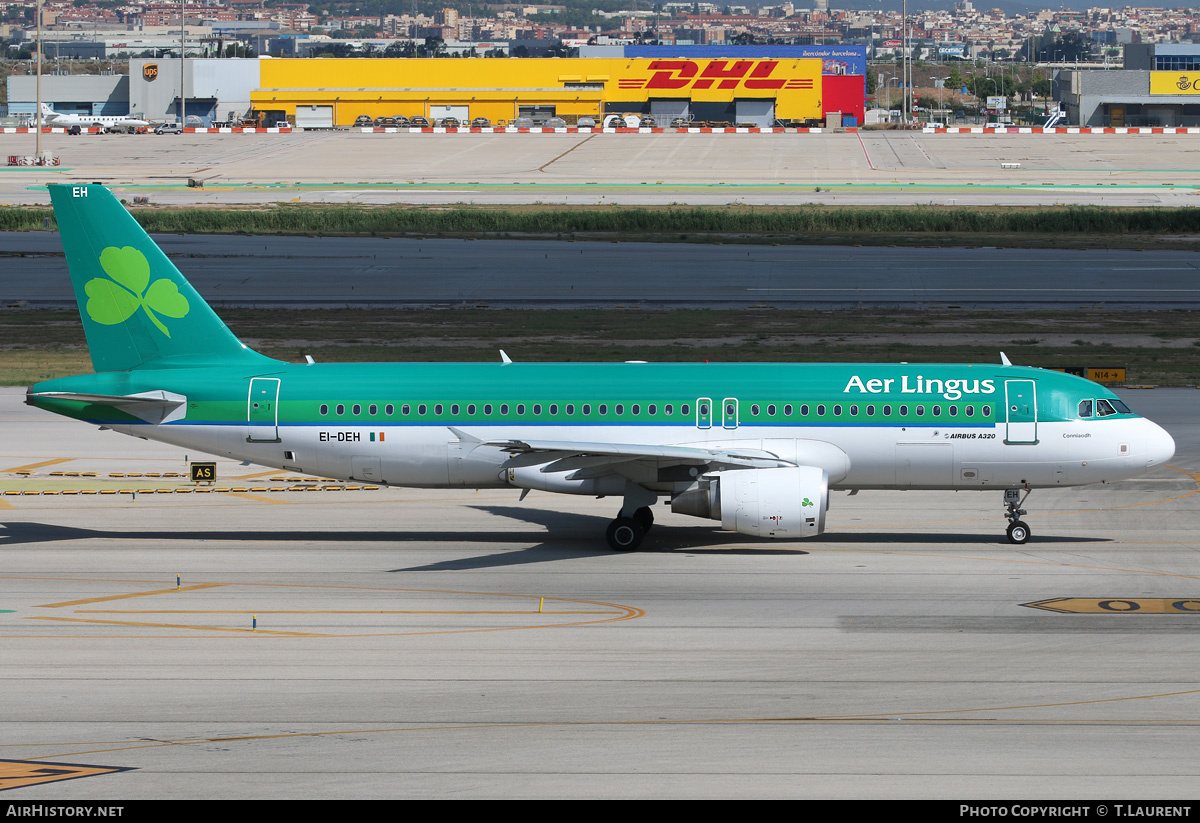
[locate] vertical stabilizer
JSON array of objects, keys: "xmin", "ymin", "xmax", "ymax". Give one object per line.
[{"xmin": 48, "ymin": 184, "xmax": 279, "ymax": 372}]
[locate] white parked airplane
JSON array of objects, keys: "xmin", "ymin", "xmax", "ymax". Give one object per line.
[{"xmin": 39, "ymin": 103, "xmax": 149, "ymax": 131}]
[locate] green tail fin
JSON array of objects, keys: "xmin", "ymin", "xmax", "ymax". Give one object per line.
[{"xmin": 49, "ymin": 184, "xmax": 279, "ymax": 372}]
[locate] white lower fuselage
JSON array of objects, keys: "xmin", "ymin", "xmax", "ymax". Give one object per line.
[{"xmin": 108, "ymin": 415, "xmax": 1171, "ymax": 493}]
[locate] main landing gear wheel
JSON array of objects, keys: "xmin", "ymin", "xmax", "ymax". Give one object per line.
[
  {"xmin": 1006, "ymin": 520, "xmax": 1031, "ymax": 544},
  {"xmin": 605, "ymin": 517, "xmax": 645, "ymax": 552}
]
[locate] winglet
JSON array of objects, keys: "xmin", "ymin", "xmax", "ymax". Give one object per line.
[
  {"xmin": 1000, "ymin": 352, "xmax": 1012, "ymax": 366},
  {"xmin": 500, "ymin": 349, "xmax": 513, "ymax": 365}
]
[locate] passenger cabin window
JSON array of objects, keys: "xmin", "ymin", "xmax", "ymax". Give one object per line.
[
  {"xmin": 369, "ymin": 404, "xmax": 377, "ymax": 415},
  {"xmin": 352, "ymin": 404, "xmax": 361, "ymax": 415},
  {"xmin": 385, "ymin": 404, "xmax": 394, "ymax": 415},
  {"xmin": 336, "ymin": 404, "xmax": 345, "ymax": 415},
  {"xmin": 768, "ymin": 404, "xmax": 776, "ymax": 416},
  {"xmin": 1079, "ymin": 400, "xmax": 1093, "ymax": 418},
  {"xmin": 784, "ymin": 404, "xmax": 793, "ymax": 416},
  {"xmin": 320, "ymin": 404, "xmax": 329, "ymax": 415},
  {"xmin": 682, "ymin": 404, "xmax": 690, "ymax": 416}
]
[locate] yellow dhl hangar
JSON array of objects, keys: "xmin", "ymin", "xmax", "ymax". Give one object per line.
[{"xmin": 251, "ymin": 56, "xmax": 826, "ymax": 127}]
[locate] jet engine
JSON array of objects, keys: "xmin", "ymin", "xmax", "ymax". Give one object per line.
[{"xmin": 671, "ymin": 466, "xmax": 829, "ymax": 538}]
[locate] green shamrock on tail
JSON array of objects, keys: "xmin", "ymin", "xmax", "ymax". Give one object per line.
[
  {"xmin": 802, "ymin": 497, "xmax": 813, "ymax": 507},
  {"xmin": 85, "ymin": 246, "xmax": 189, "ymax": 337}
]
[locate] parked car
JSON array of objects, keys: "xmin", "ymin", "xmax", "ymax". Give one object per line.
[
  {"xmin": 353, "ymin": 115, "xmax": 373, "ymax": 127},
  {"xmin": 393, "ymin": 115, "xmax": 410, "ymax": 127},
  {"xmin": 436, "ymin": 117, "xmax": 461, "ymax": 128},
  {"xmin": 638, "ymin": 115, "xmax": 656, "ymax": 127},
  {"xmin": 154, "ymin": 123, "xmax": 183, "ymax": 135},
  {"xmin": 545, "ymin": 116, "xmax": 567, "ymax": 128},
  {"xmin": 409, "ymin": 116, "xmax": 430, "ymax": 127},
  {"xmin": 470, "ymin": 116, "xmax": 491, "ymax": 128},
  {"xmin": 374, "ymin": 116, "xmax": 397, "ymax": 127},
  {"xmin": 670, "ymin": 116, "xmax": 691, "ymax": 128},
  {"xmin": 67, "ymin": 125, "xmax": 82, "ymax": 136},
  {"xmin": 512, "ymin": 116, "xmax": 535, "ymax": 128},
  {"xmin": 575, "ymin": 116, "xmax": 596, "ymax": 128}
]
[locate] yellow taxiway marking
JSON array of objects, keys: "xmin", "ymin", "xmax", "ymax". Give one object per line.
[
  {"xmin": 233, "ymin": 469, "xmax": 288, "ymax": 479},
  {"xmin": 8, "ymin": 577, "xmax": 642, "ymax": 636},
  {"xmin": 1024, "ymin": 597, "xmax": 1200, "ymax": 614},
  {"xmin": 26, "ymin": 616, "xmax": 323, "ymax": 636},
  {"xmin": 0, "ymin": 499, "xmax": 14, "ymax": 509},
  {"xmin": 0, "ymin": 457, "xmax": 75, "ymax": 474},
  {"xmin": 75, "ymin": 609, "xmax": 621, "ymax": 615},
  {"xmin": 227, "ymin": 492, "xmax": 291, "ymax": 504},
  {"xmin": 36, "ymin": 583, "xmax": 228, "ymax": 609},
  {"xmin": 0, "ymin": 758, "xmax": 130, "ymax": 791}
]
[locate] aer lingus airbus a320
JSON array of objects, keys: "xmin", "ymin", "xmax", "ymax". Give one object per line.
[{"xmin": 27, "ymin": 184, "xmax": 1177, "ymax": 550}]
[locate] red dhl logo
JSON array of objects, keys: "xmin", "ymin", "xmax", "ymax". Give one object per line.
[{"xmin": 618, "ymin": 60, "xmax": 815, "ymax": 91}]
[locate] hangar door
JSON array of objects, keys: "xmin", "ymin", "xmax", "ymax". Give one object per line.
[
  {"xmin": 651, "ymin": 99, "xmax": 690, "ymax": 124},
  {"xmin": 735, "ymin": 100, "xmax": 775, "ymax": 127},
  {"xmin": 295, "ymin": 105, "xmax": 333, "ymax": 129},
  {"xmin": 430, "ymin": 104, "xmax": 469, "ymax": 123}
]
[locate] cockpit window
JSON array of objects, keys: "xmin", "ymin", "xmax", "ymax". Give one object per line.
[
  {"xmin": 1096, "ymin": 399, "xmax": 1117, "ymax": 417},
  {"xmin": 1078, "ymin": 400, "xmax": 1093, "ymax": 418},
  {"xmin": 1110, "ymin": 399, "xmax": 1131, "ymax": 414}
]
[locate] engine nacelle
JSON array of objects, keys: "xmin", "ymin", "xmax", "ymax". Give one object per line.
[{"xmin": 671, "ymin": 466, "xmax": 829, "ymax": 539}]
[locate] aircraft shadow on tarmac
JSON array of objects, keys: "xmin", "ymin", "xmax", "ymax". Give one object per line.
[{"xmin": 0, "ymin": 509, "xmax": 1107, "ymax": 573}]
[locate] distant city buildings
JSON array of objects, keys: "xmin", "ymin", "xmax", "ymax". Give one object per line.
[{"xmin": 4, "ymin": 3, "xmax": 1200, "ymax": 62}]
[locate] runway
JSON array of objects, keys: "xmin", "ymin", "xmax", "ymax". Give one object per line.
[
  {"xmin": 3, "ymin": 386, "xmax": 1199, "ymax": 798},
  {"xmin": 6, "ymin": 231, "xmax": 1200, "ymax": 309}
]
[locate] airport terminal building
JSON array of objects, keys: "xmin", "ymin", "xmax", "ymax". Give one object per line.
[{"xmin": 1058, "ymin": 43, "xmax": 1200, "ymax": 127}]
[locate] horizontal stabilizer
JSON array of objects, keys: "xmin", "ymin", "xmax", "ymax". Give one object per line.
[{"xmin": 30, "ymin": 389, "xmax": 187, "ymax": 424}]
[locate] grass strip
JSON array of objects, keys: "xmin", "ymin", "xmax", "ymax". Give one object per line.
[{"xmin": 3, "ymin": 203, "xmax": 1200, "ymax": 246}]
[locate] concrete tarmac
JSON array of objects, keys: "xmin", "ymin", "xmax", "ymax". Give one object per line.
[
  {"xmin": 2, "ymin": 386, "xmax": 1199, "ymax": 798},
  {"xmin": 1, "ymin": 130, "xmax": 1198, "ymax": 206}
]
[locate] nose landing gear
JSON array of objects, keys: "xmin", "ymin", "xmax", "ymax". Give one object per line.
[{"xmin": 1004, "ymin": 488, "xmax": 1031, "ymax": 544}]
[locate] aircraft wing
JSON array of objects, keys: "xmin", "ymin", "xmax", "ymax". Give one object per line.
[{"xmin": 449, "ymin": 428, "xmax": 794, "ymax": 471}]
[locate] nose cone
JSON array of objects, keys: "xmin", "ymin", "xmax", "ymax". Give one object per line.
[{"xmin": 1144, "ymin": 419, "xmax": 1176, "ymax": 469}]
